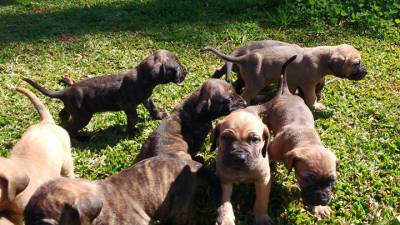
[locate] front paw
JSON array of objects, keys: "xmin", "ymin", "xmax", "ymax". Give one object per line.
[
  {"xmin": 253, "ymin": 214, "xmax": 274, "ymax": 225},
  {"xmin": 215, "ymin": 216, "xmax": 235, "ymax": 225},
  {"xmin": 313, "ymin": 102, "xmax": 326, "ymax": 111},
  {"xmin": 312, "ymin": 205, "xmax": 331, "ymax": 218},
  {"xmin": 153, "ymin": 112, "xmax": 169, "ymax": 120}
]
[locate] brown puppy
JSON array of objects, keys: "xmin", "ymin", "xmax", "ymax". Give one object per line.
[
  {"xmin": 0, "ymin": 88, "xmax": 73, "ymax": 225},
  {"xmin": 249, "ymin": 56, "xmax": 338, "ymax": 218},
  {"xmin": 24, "ymin": 155, "xmax": 220, "ymax": 225},
  {"xmin": 24, "ymin": 50, "xmax": 187, "ymax": 140},
  {"xmin": 134, "ymin": 79, "xmax": 246, "ymax": 163},
  {"xmin": 210, "ymin": 110, "xmax": 271, "ymax": 225},
  {"xmin": 203, "ymin": 42, "xmax": 367, "ymax": 106}
]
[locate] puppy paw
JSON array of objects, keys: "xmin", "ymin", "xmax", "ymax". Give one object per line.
[
  {"xmin": 313, "ymin": 205, "xmax": 331, "ymax": 218},
  {"xmin": 215, "ymin": 216, "xmax": 235, "ymax": 225},
  {"xmin": 253, "ymin": 214, "xmax": 274, "ymax": 225},
  {"xmin": 313, "ymin": 102, "xmax": 326, "ymax": 111}
]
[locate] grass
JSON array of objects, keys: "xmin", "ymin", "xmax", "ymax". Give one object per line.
[{"xmin": 0, "ymin": 0, "xmax": 399, "ymax": 224}]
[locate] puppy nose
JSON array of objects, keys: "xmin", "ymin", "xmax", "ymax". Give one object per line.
[{"xmin": 233, "ymin": 154, "xmax": 246, "ymax": 164}]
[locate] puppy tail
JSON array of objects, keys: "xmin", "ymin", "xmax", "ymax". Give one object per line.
[
  {"xmin": 23, "ymin": 78, "xmax": 65, "ymax": 99},
  {"xmin": 279, "ymin": 55, "xmax": 297, "ymax": 95},
  {"xmin": 16, "ymin": 87, "xmax": 55, "ymax": 124},
  {"xmin": 201, "ymin": 47, "xmax": 243, "ymax": 63},
  {"xmin": 196, "ymin": 167, "xmax": 222, "ymax": 207}
]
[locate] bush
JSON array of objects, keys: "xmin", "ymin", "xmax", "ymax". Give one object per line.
[{"xmin": 265, "ymin": 0, "xmax": 400, "ymax": 40}]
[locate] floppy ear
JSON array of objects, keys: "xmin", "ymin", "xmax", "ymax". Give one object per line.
[
  {"xmin": 60, "ymin": 194, "xmax": 103, "ymax": 225},
  {"xmin": 283, "ymin": 149, "xmax": 301, "ymax": 173},
  {"xmin": 328, "ymin": 54, "xmax": 346, "ymax": 76},
  {"xmin": 261, "ymin": 125, "xmax": 270, "ymax": 158},
  {"xmin": 210, "ymin": 123, "xmax": 221, "ymax": 152},
  {"xmin": 195, "ymin": 99, "xmax": 211, "ymax": 115},
  {"xmin": 159, "ymin": 63, "xmax": 166, "ymax": 78},
  {"xmin": 0, "ymin": 172, "xmax": 29, "ymax": 202}
]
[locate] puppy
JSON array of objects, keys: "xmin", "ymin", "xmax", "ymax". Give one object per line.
[
  {"xmin": 134, "ymin": 79, "xmax": 246, "ymax": 163},
  {"xmin": 24, "ymin": 50, "xmax": 187, "ymax": 140},
  {"xmin": 203, "ymin": 42, "xmax": 367, "ymax": 106},
  {"xmin": 210, "ymin": 110, "xmax": 271, "ymax": 225},
  {"xmin": 0, "ymin": 88, "xmax": 73, "ymax": 225},
  {"xmin": 249, "ymin": 56, "xmax": 338, "ymax": 218},
  {"xmin": 24, "ymin": 155, "xmax": 221, "ymax": 225}
]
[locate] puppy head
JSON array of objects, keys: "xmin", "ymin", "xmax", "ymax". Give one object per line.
[
  {"xmin": 284, "ymin": 147, "xmax": 338, "ymax": 206},
  {"xmin": 0, "ymin": 159, "xmax": 30, "ymax": 204},
  {"xmin": 211, "ymin": 110, "xmax": 269, "ymax": 171},
  {"xmin": 24, "ymin": 178, "xmax": 102, "ymax": 225},
  {"xmin": 138, "ymin": 49, "xmax": 188, "ymax": 84},
  {"xmin": 329, "ymin": 44, "xmax": 367, "ymax": 81},
  {"xmin": 194, "ymin": 79, "xmax": 246, "ymax": 120}
]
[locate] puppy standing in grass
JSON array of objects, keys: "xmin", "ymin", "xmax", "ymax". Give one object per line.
[
  {"xmin": 203, "ymin": 42, "xmax": 367, "ymax": 107},
  {"xmin": 0, "ymin": 88, "xmax": 73, "ymax": 225},
  {"xmin": 249, "ymin": 56, "xmax": 338, "ymax": 218},
  {"xmin": 210, "ymin": 109, "xmax": 271, "ymax": 225},
  {"xmin": 24, "ymin": 50, "xmax": 187, "ymax": 140}
]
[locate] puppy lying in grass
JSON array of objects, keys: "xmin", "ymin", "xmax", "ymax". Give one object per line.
[
  {"xmin": 24, "ymin": 50, "xmax": 187, "ymax": 141},
  {"xmin": 24, "ymin": 155, "xmax": 221, "ymax": 225},
  {"xmin": 0, "ymin": 88, "xmax": 74, "ymax": 225}
]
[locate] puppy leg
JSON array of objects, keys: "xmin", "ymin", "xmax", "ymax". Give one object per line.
[
  {"xmin": 59, "ymin": 108, "xmax": 70, "ymax": 125},
  {"xmin": 253, "ymin": 178, "xmax": 273, "ymax": 225},
  {"xmin": 242, "ymin": 84, "xmax": 264, "ymax": 105},
  {"xmin": 143, "ymin": 97, "xmax": 168, "ymax": 120},
  {"xmin": 300, "ymin": 86, "xmax": 318, "ymax": 108},
  {"xmin": 65, "ymin": 114, "xmax": 93, "ymax": 141},
  {"xmin": 123, "ymin": 104, "xmax": 139, "ymax": 134},
  {"xmin": 216, "ymin": 183, "xmax": 235, "ymax": 225},
  {"xmin": 61, "ymin": 155, "xmax": 75, "ymax": 178},
  {"xmin": 312, "ymin": 205, "xmax": 331, "ymax": 218}
]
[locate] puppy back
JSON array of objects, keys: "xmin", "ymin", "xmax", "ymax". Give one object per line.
[{"xmin": 16, "ymin": 87, "xmax": 54, "ymax": 124}]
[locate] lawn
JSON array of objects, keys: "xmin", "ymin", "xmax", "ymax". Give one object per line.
[{"xmin": 0, "ymin": 0, "xmax": 399, "ymax": 224}]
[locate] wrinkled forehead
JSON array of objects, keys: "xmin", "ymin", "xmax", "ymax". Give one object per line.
[
  {"xmin": 152, "ymin": 50, "xmax": 176, "ymax": 61},
  {"xmin": 220, "ymin": 111, "xmax": 265, "ymax": 136},
  {"xmin": 339, "ymin": 44, "xmax": 361, "ymax": 59},
  {"xmin": 299, "ymin": 151, "xmax": 337, "ymax": 176},
  {"xmin": 203, "ymin": 79, "xmax": 234, "ymax": 95}
]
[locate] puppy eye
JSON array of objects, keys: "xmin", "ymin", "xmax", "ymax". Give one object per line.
[
  {"xmin": 249, "ymin": 135, "xmax": 261, "ymax": 144},
  {"xmin": 221, "ymin": 132, "xmax": 234, "ymax": 141}
]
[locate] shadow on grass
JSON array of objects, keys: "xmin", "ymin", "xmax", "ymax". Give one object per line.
[
  {"xmin": 71, "ymin": 124, "xmax": 134, "ymax": 151},
  {"xmin": 0, "ymin": 0, "xmax": 272, "ymax": 44}
]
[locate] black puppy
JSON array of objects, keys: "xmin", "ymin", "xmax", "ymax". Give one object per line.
[
  {"xmin": 134, "ymin": 79, "xmax": 246, "ymax": 163},
  {"xmin": 24, "ymin": 50, "xmax": 187, "ymax": 140}
]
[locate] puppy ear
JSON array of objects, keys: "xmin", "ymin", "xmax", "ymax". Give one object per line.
[
  {"xmin": 159, "ymin": 63, "xmax": 166, "ymax": 78},
  {"xmin": 328, "ymin": 55, "xmax": 346, "ymax": 77},
  {"xmin": 210, "ymin": 123, "xmax": 221, "ymax": 151},
  {"xmin": 0, "ymin": 172, "xmax": 29, "ymax": 202},
  {"xmin": 195, "ymin": 99, "xmax": 211, "ymax": 115},
  {"xmin": 60, "ymin": 194, "xmax": 103, "ymax": 225},
  {"xmin": 283, "ymin": 149, "xmax": 301, "ymax": 173},
  {"xmin": 261, "ymin": 125, "xmax": 270, "ymax": 158}
]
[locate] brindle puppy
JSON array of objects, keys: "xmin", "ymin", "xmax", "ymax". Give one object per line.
[
  {"xmin": 24, "ymin": 50, "xmax": 187, "ymax": 140},
  {"xmin": 24, "ymin": 155, "xmax": 220, "ymax": 225},
  {"xmin": 134, "ymin": 79, "xmax": 246, "ymax": 163}
]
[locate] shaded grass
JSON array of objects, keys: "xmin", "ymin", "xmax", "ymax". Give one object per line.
[{"xmin": 0, "ymin": 0, "xmax": 399, "ymax": 224}]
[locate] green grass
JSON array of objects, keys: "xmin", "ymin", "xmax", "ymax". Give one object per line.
[{"xmin": 0, "ymin": 0, "xmax": 399, "ymax": 224}]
